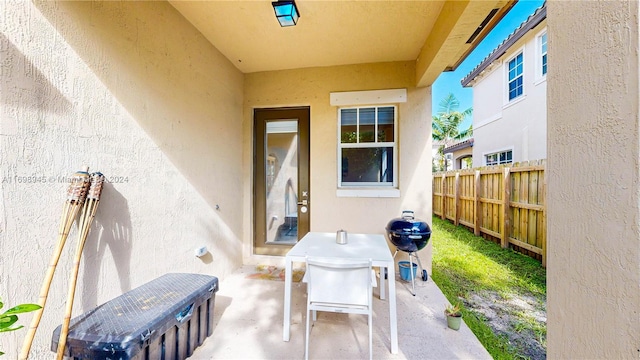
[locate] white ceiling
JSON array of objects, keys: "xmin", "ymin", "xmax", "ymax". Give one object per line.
[{"xmin": 169, "ymin": 0, "xmax": 514, "ymax": 85}]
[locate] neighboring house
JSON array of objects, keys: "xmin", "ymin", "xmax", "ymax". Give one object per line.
[
  {"xmin": 443, "ymin": 138, "xmax": 474, "ymax": 170},
  {"xmin": 461, "ymin": 3, "xmax": 547, "ymax": 167}
]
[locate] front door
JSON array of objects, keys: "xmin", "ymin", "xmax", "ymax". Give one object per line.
[{"xmin": 254, "ymin": 107, "xmax": 310, "ymax": 256}]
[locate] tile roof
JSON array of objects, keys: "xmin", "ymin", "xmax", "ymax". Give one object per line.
[{"xmin": 443, "ymin": 138, "xmax": 474, "ymax": 153}]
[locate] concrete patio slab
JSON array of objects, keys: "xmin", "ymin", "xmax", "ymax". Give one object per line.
[{"xmin": 189, "ymin": 266, "xmax": 491, "ymax": 360}]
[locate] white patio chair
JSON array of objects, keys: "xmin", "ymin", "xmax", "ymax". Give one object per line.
[{"xmin": 304, "ymin": 256, "xmax": 373, "ymax": 360}]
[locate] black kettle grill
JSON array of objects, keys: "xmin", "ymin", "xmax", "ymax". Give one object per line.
[{"xmin": 385, "ymin": 210, "xmax": 432, "ymax": 295}]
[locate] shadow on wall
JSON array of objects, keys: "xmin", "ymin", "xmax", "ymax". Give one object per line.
[
  {"xmin": 28, "ymin": 0, "xmax": 244, "ymax": 263},
  {"xmin": 81, "ymin": 182, "xmax": 132, "ymax": 310},
  {"xmin": 29, "ymin": 1, "xmax": 244, "ymax": 248},
  {"xmin": 0, "ymin": 33, "xmax": 71, "ymax": 121}
]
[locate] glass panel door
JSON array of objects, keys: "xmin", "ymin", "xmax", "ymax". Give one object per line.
[
  {"xmin": 254, "ymin": 107, "xmax": 310, "ymax": 256},
  {"xmin": 265, "ymin": 120, "xmax": 298, "ymax": 244}
]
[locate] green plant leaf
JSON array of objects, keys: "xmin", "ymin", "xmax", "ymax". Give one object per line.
[
  {"xmin": 0, "ymin": 350, "xmax": 4, "ymax": 355},
  {"xmin": 0, "ymin": 315, "xmax": 18, "ymax": 329},
  {"xmin": 0, "ymin": 324, "xmax": 23, "ymax": 333},
  {"xmin": 3, "ymin": 304, "xmax": 41, "ymax": 315}
]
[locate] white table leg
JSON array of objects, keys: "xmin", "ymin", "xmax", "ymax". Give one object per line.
[
  {"xmin": 283, "ymin": 257, "xmax": 293, "ymax": 341},
  {"xmin": 379, "ymin": 266, "xmax": 386, "ymax": 300},
  {"xmin": 387, "ymin": 262, "xmax": 398, "ymax": 354}
]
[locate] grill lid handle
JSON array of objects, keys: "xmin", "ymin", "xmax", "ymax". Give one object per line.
[{"xmin": 402, "ymin": 210, "xmax": 414, "ymax": 220}]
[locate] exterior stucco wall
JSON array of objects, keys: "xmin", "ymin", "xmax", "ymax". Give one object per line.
[
  {"xmin": 547, "ymin": 1, "xmax": 640, "ymax": 357},
  {"xmin": 243, "ymin": 62, "xmax": 433, "ymax": 270},
  {"xmin": 472, "ymin": 66, "xmax": 503, "ymax": 124},
  {"xmin": 0, "ymin": 1, "xmax": 244, "ymax": 357},
  {"xmin": 471, "ymin": 23, "xmax": 547, "ymax": 167}
]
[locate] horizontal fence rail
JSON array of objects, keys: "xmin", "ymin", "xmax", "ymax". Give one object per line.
[{"xmin": 433, "ymin": 160, "xmax": 546, "ymax": 267}]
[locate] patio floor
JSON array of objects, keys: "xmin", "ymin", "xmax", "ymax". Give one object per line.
[{"xmin": 188, "ymin": 265, "xmax": 491, "ymax": 360}]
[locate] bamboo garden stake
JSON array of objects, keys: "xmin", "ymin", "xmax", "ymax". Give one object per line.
[
  {"xmin": 19, "ymin": 168, "xmax": 90, "ymax": 360},
  {"xmin": 56, "ymin": 172, "xmax": 104, "ymax": 360}
]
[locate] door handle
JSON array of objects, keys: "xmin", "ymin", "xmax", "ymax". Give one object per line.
[{"xmin": 297, "ymin": 200, "xmax": 308, "ymax": 206}]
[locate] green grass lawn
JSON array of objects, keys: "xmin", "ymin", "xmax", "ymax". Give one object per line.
[{"xmin": 430, "ymin": 216, "xmax": 547, "ymax": 360}]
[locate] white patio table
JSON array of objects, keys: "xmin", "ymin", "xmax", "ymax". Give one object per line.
[{"xmin": 283, "ymin": 231, "xmax": 398, "ymax": 354}]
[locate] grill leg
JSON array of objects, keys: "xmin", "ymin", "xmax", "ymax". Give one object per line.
[{"xmin": 408, "ymin": 253, "xmax": 416, "ymax": 296}]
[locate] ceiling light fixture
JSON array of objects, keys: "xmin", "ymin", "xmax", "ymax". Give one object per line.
[{"xmin": 272, "ymin": 0, "xmax": 300, "ymax": 27}]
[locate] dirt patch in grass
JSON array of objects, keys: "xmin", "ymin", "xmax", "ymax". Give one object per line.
[{"xmin": 465, "ymin": 291, "xmax": 546, "ymax": 360}]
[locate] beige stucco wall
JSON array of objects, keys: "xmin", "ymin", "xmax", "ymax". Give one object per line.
[
  {"xmin": 0, "ymin": 1, "xmax": 244, "ymax": 357},
  {"xmin": 547, "ymin": 1, "xmax": 640, "ymax": 357},
  {"xmin": 471, "ymin": 22, "xmax": 547, "ymax": 167},
  {"xmin": 243, "ymin": 62, "xmax": 434, "ymax": 270}
]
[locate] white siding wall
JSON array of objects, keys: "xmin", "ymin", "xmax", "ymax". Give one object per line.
[{"xmin": 471, "ymin": 23, "xmax": 547, "ymax": 167}]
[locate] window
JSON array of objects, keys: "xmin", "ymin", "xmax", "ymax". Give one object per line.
[
  {"xmin": 507, "ymin": 52, "xmax": 524, "ymax": 101},
  {"xmin": 485, "ymin": 150, "xmax": 512, "ymax": 166},
  {"xmin": 540, "ymin": 32, "xmax": 547, "ymax": 76},
  {"xmin": 339, "ymin": 106, "xmax": 396, "ymax": 187}
]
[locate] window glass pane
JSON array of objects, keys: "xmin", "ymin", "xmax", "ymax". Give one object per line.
[
  {"xmin": 338, "ymin": 105, "xmax": 397, "ymax": 187},
  {"xmin": 508, "ymin": 53, "xmax": 523, "ymax": 83},
  {"xmin": 486, "ymin": 153, "xmax": 497, "ymax": 165},
  {"xmin": 542, "ymin": 54, "xmax": 547, "ymax": 75},
  {"xmin": 340, "ymin": 109, "xmax": 357, "ymax": 143},
  {"xmin": 509, "ymin": 81, "xmax": 517, "ymax": 100},
  {"xmin": 359, "ymin": 108, "xmax": 376, "ymax": 143},
  {"xmin": 509, "ymin": 76, "xmax": 523, "ymax": 100},
  {"xmin": 487, "ymin": 150, "xmax": 513, "ymax": 165},
  {"xmin": 377, "ymin": 107, "xmax": 394, "ymax": 142},
  {"xmin": 341, "ymin": 147, "xmax": 393, "ymax": 183},
  {"xmin": 509, "ymin": 67, "xmax": 516, "ymax": 81}
]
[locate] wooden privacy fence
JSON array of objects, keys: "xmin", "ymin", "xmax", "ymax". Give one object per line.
[{"xmin": 433, "ymin": 160, "xmax": 546, "ymax": 267}]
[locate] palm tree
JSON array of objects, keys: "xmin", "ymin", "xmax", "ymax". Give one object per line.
[{"xmin": 432, "ymin": 93, "xmax": 473, "ymax": 171}]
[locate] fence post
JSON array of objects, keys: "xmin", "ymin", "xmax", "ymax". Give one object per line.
[
  {"xmin": 454, "ymin": 172, "xmax": 460, "ymax": 226},
  {"xmin": 501, "ymin": 167, "xmax": 511, "ymax": 249},
  {"xmin": 474, "ymin": 170, "xmax": 481, "ymax": 236},
  {"xmin": 441, "ymin": 173, "xmax": 446, "ymax": 220}
]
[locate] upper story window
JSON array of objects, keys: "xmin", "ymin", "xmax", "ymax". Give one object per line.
[
  {"xmin": 507, "ymin": 52, "xmax": 524, "ymax": 101},
  {"xmin": 338, "ymin": 106, "xmax": 397, "ymax": 188},
  {"xmin": 485, "ymin": 150, "xmax": 513, "ymax": 166},
  {"xmin": 539, "ymin": 32, "xmax": 548, "ymax": 76}
]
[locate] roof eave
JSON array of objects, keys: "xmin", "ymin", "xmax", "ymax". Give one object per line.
[{"xmin": 460, "ymin": 4, "xmax": 547, "ymax": 87}]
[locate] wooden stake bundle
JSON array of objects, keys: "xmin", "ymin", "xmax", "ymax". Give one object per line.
[
  {"xmin": 19, "ymin": 169, "xmax": 90, "ymax": 360},
  {"xmin": 56, "ymin": 172, "xmax": 104, "ymax": 360}
]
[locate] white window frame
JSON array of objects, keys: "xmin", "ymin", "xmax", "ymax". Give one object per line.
[
  {"xmin": 484, "ymin": 149, "xmax": 513, "ymax": 166},
  {"xmin": 331, "ymin": 89, "xmax": 405, "ymax": 198},
  {"xmin": 537, "ymin": 29, "xmax": 548, "ymax": 80},
  {"xmin": 504, "ymin": 48, "xmax": 525, "ymax": 104},
  {"xmin": 337, "ymin": 105, "xmax": 398, "ymax": 191}
]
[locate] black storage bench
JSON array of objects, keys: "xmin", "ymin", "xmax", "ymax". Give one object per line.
[{"xmin": 51, "ymin": 273, "xmax": 218, "ymax": 360}]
